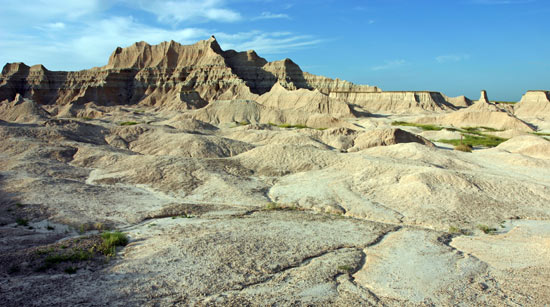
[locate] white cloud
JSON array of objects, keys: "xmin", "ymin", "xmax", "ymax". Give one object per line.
[
  {"xmin": 372, "ymin": 59, "xmax": 406, "ymax": 71},
  {"xmin": 133, "ymin": 0, "xmax": 242, "ymax": 24},
  {"xmin": 436, "ymin": 54, "xmax": 470, "ymax": 63},
  {"xmin": 216, "ymin": 31, "xmax": 322, "ymax": 54},
  {"xmin": 253, "ymin": 12, "xmax": 290, "ymax": 20}
]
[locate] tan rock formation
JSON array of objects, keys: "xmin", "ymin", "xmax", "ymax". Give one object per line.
[
  {"xmin": 0, "ymin": 93, "xmax": 50, "ymax": 122},
  {"xmin": 477, "ymin": 90, "xmax": 489, "ymax": 103},
  {"xmin": 328, "ymin": 91, "xmax": 457, "ymax": 114},
  {"xmin": 514, "ymin": 90, "xmax": 550, "ymax": 119},
  {"xmin": 348, "ymin": 128, "xmax": 434, "ymax": 152}
]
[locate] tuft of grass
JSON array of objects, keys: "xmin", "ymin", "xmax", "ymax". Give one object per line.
[
  {"xmin": 531, "ymin": 132, "xmax": 550, "ymax": 137},
  {"xmin": 391, "ymin": 121, "xmax": 443, "ymax": 131},
  {"xmin": 64, "ymin": 266, "xmax": 78, "ymax": 274},
  {"xmin": 99, "ymin": 231, "xmax": 129, "ymax": 256},
  {"xmin": 448, "ymin": 226, "xmax": 472, "ymax": 235},
  {"xmin": 492, "ymin": 101, "xmax": 516, "ymax": 104},
  {"xmin": 237, "ymin": 120, "xmax": 250, "ymax": 126},
  {"xmin": 81, "ymin": 116, "xmax": 93, "ymax": 121},
  {"xmin": 16, "ymin": 218, "xmax": 29, "ymax": 226},
  {"xmin": 477, "ymin": 224, "xmax": 497, "ymax": 234},
  {"xmin": 338, "ymin": 265, "xmax": 354, "ymax": 273},
  {"xmin": 264, "ymin": 202, "xmax": 299, "ymax": 211},
  {"xmin": 454, "ymin": 144, "xmax": 473, "ymax": 152},
  {"xmin": 15, "ymin": 203, "xmax": 24, "ymax": 208},
  {"xmin": 438, "ymin": 134, "xmax": 507, "ymax": 148},
  {"xmin": 119, "ymin": 121, "xmax": 139, "ymax": 126},
  {"xmin": 269, "ymin": 122, "xmax": 311, "ymax": 129}
]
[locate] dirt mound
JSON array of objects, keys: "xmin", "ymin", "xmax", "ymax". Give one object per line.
[
  {"xmin": 495, "ymin": 135, "xmax": 550, "ymax": 159},
  {"xmin": 415, "ymin": 103, "xmax": 534, "ymax": 132},
  {"xmin": 514, "ymin": 90, "xmax": 550, "ymax": 119},
  {"xmin": 0, "ymin": 94, "xmax": 50, "ymax": 123},
  {"xmin": 257, "ymin": 82, "xmax": 353, "ymax": 117},
  {"xmin": 348, "ymin": 128, "xmax": 434, "ymax": 152}
]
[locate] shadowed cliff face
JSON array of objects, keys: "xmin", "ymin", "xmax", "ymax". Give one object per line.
[{"xmin": 0, "ymin": 37, "xmax": 380, "ymax": 108}]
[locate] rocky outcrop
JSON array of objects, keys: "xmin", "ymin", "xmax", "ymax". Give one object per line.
[
  {"xmin": 0, "ymin": 36, "xmax": 378, "ymax": 112},
  {"xmin": 348, "ymin": 128, "xmax": 434, "ymax": 152},
  {"xmin": 477, "ymin": 90, "xmax": 489, "ymax": 104},
  {"xmin": 514, "ymin": 90, "xmax": 550, "ymax": 119},
  {"xmin": 0, "ymin": 36, "xmax": 477, "ymax": 116},
  {"xmin": 329, "ymin": 91, "xmax": 457, "ymax": 114}
]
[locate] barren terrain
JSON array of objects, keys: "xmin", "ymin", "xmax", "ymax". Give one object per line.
[{"xmin": 1, "ymin": 38, "xmax": 550, "ymax": 306}]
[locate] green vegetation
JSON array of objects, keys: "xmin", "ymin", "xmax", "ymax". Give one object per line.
[
  {"xmin": 64, "ymin": 267, "xmax": 78, "ymax": 274},
  {"xmin": 81, "ymin": 116, "xmax": 93, "ymax": 121},
  {"xmin": 477, "ymin": 224, "xmax": 497, "ymax": 234},
  {"xmin": 264, "ymin": 202, "xmax": 299, "ymax": 211},
  {"xmin": 448, "ymin": 226, "xmax": 472, "ymax": 235},
  {"xmin": 268, "ymin": 122, "xmax": 314, "ymax": 129},
  {"xmin": 100, "ymin": 231, "xmax": 129, "ymax": 256},
  {"xmin": 119, "ymin": 121, "xmax": 139, "ymax": 126},
  {"xmin": 16, "ymin": 218, "xmax": 28, "ymax": 226},
  {"xmin": 531, "ymin": 132, "xmax": 550, "ymax": 137},
  {"xmin": 391, "ymin": 121, "xmax": 443, "ymax": 131},
  {"xmin": 438, "ymin": 134, "xmax": 507, "ymax": 148},
  {"xmin": 338, "ymin": 265, "xmax": 354, "ymax": 273},
  {"xmin": 237, "ymin": 120, "xmax": 250, "ymax": 126},
  {"xmin": 454, "ymin": 144, "xmax": 473, "ymax": 153}
]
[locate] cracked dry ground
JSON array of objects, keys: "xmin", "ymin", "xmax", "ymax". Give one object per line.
[{"xmin": 1, "ymin": 110, "xmax": 550, "ymax": 306}]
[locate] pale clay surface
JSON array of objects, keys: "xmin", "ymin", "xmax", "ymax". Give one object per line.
[{"xmin": 1, "ymin": 38, "xmax": 550, "ymax": 306}]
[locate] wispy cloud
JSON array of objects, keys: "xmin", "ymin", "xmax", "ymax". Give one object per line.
[
  {"xmin": 372, "ymin": 59, "xmax": 406, "ymax": 71},
  {"xmin": 217, "ymin": 31, "xmax": 322, "ymax": 54},
  {"xmin": 133, "ymin": 0, "xmax": 242, "ymax": 24},
  {"xmin": 253, "ymin": 12, "xmax": 290, "ymax": 20},
  {"xmin": 436, "ymin": 54, "xmax": 470, "ymax": 63}
]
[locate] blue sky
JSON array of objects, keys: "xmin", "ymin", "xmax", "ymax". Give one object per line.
[{"xmin": 0, "ymin": 0, "xmax": 548, "ymax": 101}]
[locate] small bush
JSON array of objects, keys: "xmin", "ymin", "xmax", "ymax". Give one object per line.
[
  {"xmin": 119, "ymin": 121, "xmax": 139, "ymax": 126},
  {"xmin": 477, "ymin": 224, "xmax": 497, "ymax": 234},
  {"xmin": 16, "ymin": 218, "xmax": 28, "ymax": 226},
  {"xmin": 100, "ymin": 231, "xmax": 129, "ymax": 256},
  {"xmin": 64, "ymin": 267, "xmax": 78, "ymax": 274},
  {"xmin": 454, "ymin": 144, "xmax": 473, "ymax": 152},
  {"xmin": 338, "ymin": 265, "xmax": 353, "ymax": 273}
]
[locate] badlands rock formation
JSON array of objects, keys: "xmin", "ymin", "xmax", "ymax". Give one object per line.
[{"xmin": 1, "ymin": 38, "xmax": 550, "ymax": 306}]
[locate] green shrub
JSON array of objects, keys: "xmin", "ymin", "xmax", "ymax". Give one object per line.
[
  {"xmin": 119, "ymin": 121, "xmax": 139, "ymax": 126},
  {"xmin": 100, "ymin": 231, "xmax": 129, "ymax": 256},
  {"xmin": 454, "ymin": 144, "xmax": 473, "ymax": 152},
  {"xmin": 477, "ymin": 224, "xmax": 497, "ymax": 234},
  {"xmin": 16, "ymin": 218, "xmax": 28, "ymax": 226},
  {"xmin": 391, "ymin": 121, "xmax": 443, "ymax": 131}
]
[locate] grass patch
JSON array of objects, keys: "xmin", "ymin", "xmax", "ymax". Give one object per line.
[
  {"xmin": 454, "ymin": 144, "xmax": 473, "ymax": 152},
  {"xmin": 391, "ymin": 121, "xmax": 443, "ymax": 131},
  {"xmin": 438, "ymin": 134, "xmax": 507, "ymax": 148},
  {"xmin": 99, "ymin": 231, "xmax": 129, "ymax": 256},
  {"xmin": 81, "ymin": 117, "xmax": 93, "ymax": 121},
  {"xmin": 448, "ymin": 226, "xmax": 472, "ymax": 235},
  {"xmin": 236, "ymin": 120, "xmax": 250, "ymax": 126},
  {"xmin": 492, "ymin": 101, "xmax": 516, "ymax": 104},
  {"xmin": 268, "ymin": 122, "xmax": 310, "ymax": 129},
  {"xmin": 16, "ymin": 218, "xmax": 28, "ymax": 226},
  {"xmin": 64, "ymin": 266, "xmax": 78, "ymax": 274},
  {"xmin": 338, "ymin": 265, "xmax": 354, "ymax": 273},
  {"xmin": 531, "ymin": 132, "xmax": 550, "ymax": 137},
  {"xmin": 119, "ymin": 121, "xmax": 139, "ymax": 126},
  {"xmin": 264, "ymin": 202, "xmax": 299, "ymax": 211},
  {"xmin": 477, "ymin": 224, "xmax": 497, "ymax": 234}
]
